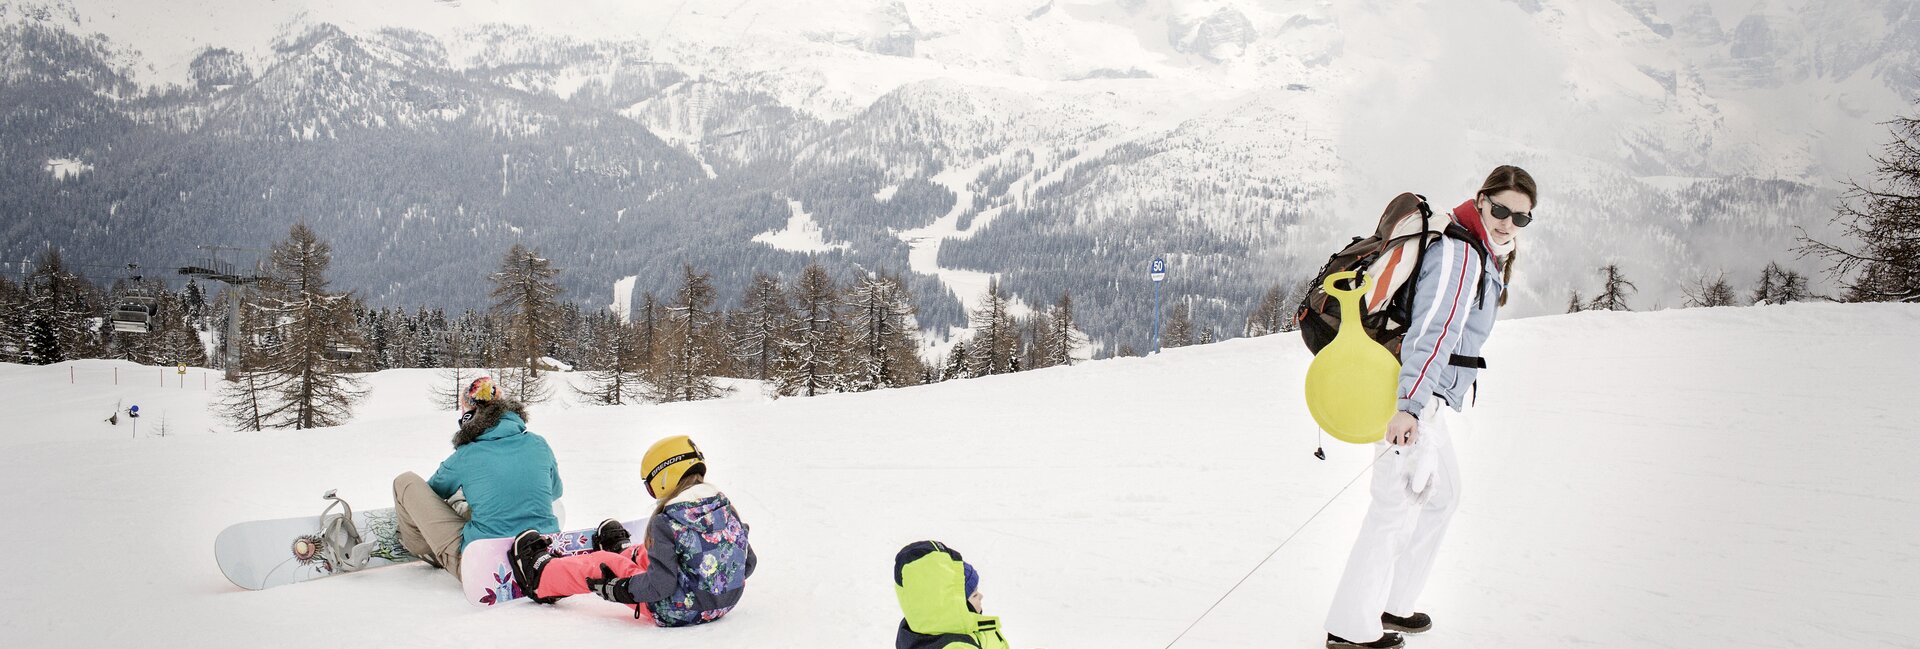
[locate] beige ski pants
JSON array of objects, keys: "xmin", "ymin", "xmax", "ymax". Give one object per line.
[{"xmin": 394, "ymin": 471, "xmax": 467, "ymax": 581}]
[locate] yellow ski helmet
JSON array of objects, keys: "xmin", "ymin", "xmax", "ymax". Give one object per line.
[{"xmin": 641, "ymin": 435, "xmax": 706, "ymax": 498}]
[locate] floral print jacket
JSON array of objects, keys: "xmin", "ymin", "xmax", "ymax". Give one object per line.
[{"xmin": 625, "ymin": 483, "xmax": 757, "ymax": 627}]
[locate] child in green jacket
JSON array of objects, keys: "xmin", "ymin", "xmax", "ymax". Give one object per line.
[{"xmin": 894, "ymin": 541, "xmax": 1009, "ymax": 649}]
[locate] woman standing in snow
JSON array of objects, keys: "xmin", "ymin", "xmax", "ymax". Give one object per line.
[
  {"xmin": 1324, "ymin": 166, "xmax": 1532, "ymax": 649},
  {"xmin": 391, "ymin": 375, "xmax": 564, "ymax": 581}
]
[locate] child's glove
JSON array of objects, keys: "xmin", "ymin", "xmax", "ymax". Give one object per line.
[
  {"xmin": 446, "ymin": 490, "xmax": 470, "ymax": 519},
  {"xmin": 586, "ymin": 565, "xmax": 638, "ymax": 605}
]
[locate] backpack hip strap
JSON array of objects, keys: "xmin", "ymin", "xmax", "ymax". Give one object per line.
[{"xmin": 1447, "ymin": 354, "xmax": 1486, "ymax": 369}]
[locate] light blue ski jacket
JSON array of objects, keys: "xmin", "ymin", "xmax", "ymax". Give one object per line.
[
  {"xmin": 1396, "ymin": 234, "xmax": 1503, "ymax": 416},
  {"xmin": 427, "ymin": 409, "xmax": 563, "ymax": 548}
]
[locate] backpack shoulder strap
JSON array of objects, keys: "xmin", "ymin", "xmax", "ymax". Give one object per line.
[
  {"xmin": 1439, "ymin": 222, "xmax": 1491, "ymax": 307},
  {"xmin": 1441, "ymin": 221, "xmax": 1490, "ymax": 260}
]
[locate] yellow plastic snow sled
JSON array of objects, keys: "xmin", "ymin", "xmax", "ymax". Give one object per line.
[{"xmin": 1304, "ymin": 271, "xmax": 1398, "ymax": 444}]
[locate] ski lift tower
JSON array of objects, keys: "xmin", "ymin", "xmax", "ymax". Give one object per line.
[{"xmin": 177, "ymin": 246, "xmax": 267, "ymax": 382}]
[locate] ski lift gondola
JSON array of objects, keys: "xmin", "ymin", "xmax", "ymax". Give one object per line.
[
  {"xmin": 323, "ymin": 345, "xmax": 365, "ymax": 362},
  {"xmin": 110, "ymin": 265, "xmax": 156, "ymax": 334},
  {"xmin": 111, "ymin": 297, "xmax": 156, "ymax": 333}
]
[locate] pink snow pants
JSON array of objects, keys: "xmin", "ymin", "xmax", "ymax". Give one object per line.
[{"xmin": 534, "ymin": 545, "xmax": 657, "ymax": 623}]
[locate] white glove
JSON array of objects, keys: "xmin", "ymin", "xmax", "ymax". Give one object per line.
[{"xmin": 1404, "ymin": 436, "xmax": 1439, "ymax": 502}]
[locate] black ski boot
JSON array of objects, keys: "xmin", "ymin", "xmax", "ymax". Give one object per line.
[
  {"xmin": 593, "ymin": 518, "xmax": 631, "ymax": 553},
  {"xmin": 1326, "ymin": 632, "xmax": 1403, "ymax": 649},
  {"xmin": 508, "ymin": 529, "xmax": 559, "ymax": 604},
  {"xmin": 1382, "ymin": 611, "xmax": 1432, "ymax": 634}
]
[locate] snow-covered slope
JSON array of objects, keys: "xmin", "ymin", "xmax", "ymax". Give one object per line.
[{"xmin": 0, "ymin": 303, "xmax": 1913, "ymax": 648}]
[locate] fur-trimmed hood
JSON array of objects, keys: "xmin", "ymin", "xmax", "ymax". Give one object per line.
[{"xmin": 454, "ymin": 400, "xmax": 530, "ymax": 448}]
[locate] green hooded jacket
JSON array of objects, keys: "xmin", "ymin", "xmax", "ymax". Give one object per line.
[{"xmin": 894, "ymin": 541, "xmax": 1009, "ymax": 649}]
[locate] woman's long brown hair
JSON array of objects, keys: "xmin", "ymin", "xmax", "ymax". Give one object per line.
[
  {"xmin": 1477, "ymin": 165, "xmax": 1537, "ymax": 307},
  {"xmin": 641, "ymin": 466, "xmax": 708, "ymax": 547}
]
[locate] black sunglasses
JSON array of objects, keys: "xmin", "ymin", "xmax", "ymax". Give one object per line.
[{"xmin": 1487, "ymin": 199, "xmax": 1533, "ymax": 227}]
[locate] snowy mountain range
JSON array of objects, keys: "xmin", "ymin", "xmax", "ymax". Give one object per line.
[{"xmin": 3, "ymin": 0, "xmax": 1916, "ymax": 351}]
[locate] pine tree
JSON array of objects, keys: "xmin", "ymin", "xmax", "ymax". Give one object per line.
[
  {"xmin": 1245, "ymin": 284, "xmax": 1294, "ymax": 337},
  {"xmin": 207, "ymin": 286, "xmax": 236, "ymax": 372},
  {"xmin": 0, "ymin": 276, "xmax": 24, "ymax": 363},
  {"xmin": 490, "ymin": 244, "xmax": 562, "ymax": 404},
  {"xmin": 1006, "ymin": 326, "xmax": 1024, "ymax": 373},
  {"xmin": 637, "ymin": 291, "xmax": 661, "ymax": 373},
  {"xmin": 367, "ymin": 311, "xmax": 393, "ymax": 370},
  {"xmin": 1780, "ymin": 269, "xmax": 1812, "ymax": 303},
  {"xmin": 1163, "ymin": 300, "xmax": 1195, "ymax": 348},
  {"xmin": 574, "ymin": 312, "xmax": 647, "ymax": 405},
  {"xmin": 845, "ymin": 272, "xmax": 923, "ymax": 390},
  {"xmin": 23, "ymin": 248, "xmax": 99, "ymax": 364},
  {"xmin": 25, "ymin": 316, "xmax": 60, "ymax": 365},
  {"xmin": 215, "ymin": 358, "xmax": 272, "ymax": 432},
  {"xmin": 220, "ymin": 224, "xmax": 367, "ymax": 430},
  {"xmin": 965, "ymin": 278, "xmax": 1017, "ymax": 376},
  {"xmin": 1799, "ymin": 106, "xmax": 1920, "ymax": 302},
  {"xmin": 1586, "ymin": 265, "xmax": 1637, "ymax": 312},
  {"xmin": 497, "ymin": 365, "xmax": 557, "ymax": 404},
  {"xmin": 426, "ymin": 314, "xmax": 480, "ymax": 409},
  {"xmin": 554, "ymin": 302, "xmax": 585, "ymax": 369},
  {"xmin": 470, "ymin": 309, "xmax": 502, "ymax": 368},
  {"xmin": 729, "ymin": 272, "xmax": 791, "ymax": 382},
  {"xmin": 644, "ymin": 265, "xmax": 730, "ymax": 402},
  {"xmin": 1024, "ymin": 311, "xmax": 1056, "ymax": 371},
  {"xmin": 156, "ymin": 286, "xmax": 208, "ymax": 367},
  {"xmin": 942, "ymin": 341, "xmax": 971, "ymax": 380},
  {"xmin": 1751, "ymin": 261, "xmax": 1782, "ymax": 305},
  {"xmin": 416, "ymin": 307, "xmax": 445, "ymax": 368},
  {"xmin": 392, "ymin": 308, "xmax": 426, "ymax": 369},
  {"xmin": 183, "ymin": 279, "xmax": 207, "ymax": 322},
  {"xmin": 1752, "ymin": 262, "xmax": 1814, "ymax": 304},
  {"xmin": 1683, "ymin": 272, "xmax": 1741, "ymax": 308},
  {"xmin": 776, "ymin": 263, "xmax": 847, "ymax": 397},
  {"xmin": 1045, "ymin": 292, "xmax": 1087, "ymax": 367},
  {"xmin": 429, "ymin": 367, "xmax": 485, "ymax": 411}
]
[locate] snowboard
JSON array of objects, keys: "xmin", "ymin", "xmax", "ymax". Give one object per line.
[
  {"xmin": 215, "ymin": 491, "xmax": 420, "ymax": 591},
  {"xmin": 460, "ymin": 518, "xmax": 646, "ymax": 607},
  {"xmin": 215, "ymin": 490, "xmax": 566, "ymax": 591}
]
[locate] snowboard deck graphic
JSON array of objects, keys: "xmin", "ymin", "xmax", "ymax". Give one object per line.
[{"xmin": 460, "ymin": 518, "xmax": 646, "ymax": 607}]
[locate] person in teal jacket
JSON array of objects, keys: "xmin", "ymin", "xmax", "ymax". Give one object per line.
[{"xmin": 393, "ymin": 376, "xmax": 562, "ymax": 581}]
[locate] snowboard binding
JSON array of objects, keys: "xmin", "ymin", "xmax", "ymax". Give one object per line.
[
  {"xmin": 304, "ymin": 490, "xmax": 378, "ymax": 573},
  {"xmin": 508, "ymin": 530, "xmax": 560, "ymax": 604}
]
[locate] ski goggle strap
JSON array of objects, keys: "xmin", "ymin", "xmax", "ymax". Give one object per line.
[{"xmin": 644, "ymin": 451, "xmax": 705, "ymax": 491}]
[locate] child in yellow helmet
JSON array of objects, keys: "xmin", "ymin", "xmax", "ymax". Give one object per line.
[{"xmin": 507, "ymin": 435, "xmax": 756, "ymax": 626}]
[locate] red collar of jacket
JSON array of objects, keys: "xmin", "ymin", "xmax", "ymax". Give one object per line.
[{"xmin": 1450, "ymin": 199, "xmax": 1502, "ymax": 270}]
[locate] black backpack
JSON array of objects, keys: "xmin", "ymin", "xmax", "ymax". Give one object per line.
[{"xmin": 1297, "ymin": 193, "xmax": 1487, "ymax": 357}]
